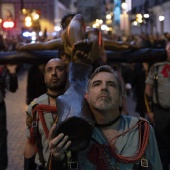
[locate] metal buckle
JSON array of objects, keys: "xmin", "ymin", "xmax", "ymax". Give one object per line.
[
  {"xmin": 154, "ymin": 75, "xmax": 158, "ymax": 80},
  {"xmin": 67, "ymin": 161, "xmax": 78, "ymax": 170},
  {"xmin": 32, "ymin": 121, "xmax": 37, "ymax": 127},
  {"xmin": 141, "ymin": 158, "xmax": 148, "ymax": 167}
]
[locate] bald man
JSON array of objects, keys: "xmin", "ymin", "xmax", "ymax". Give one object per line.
[{"xmin": 24, "ymin": 58, "xmax": 67, "ymax": 170}]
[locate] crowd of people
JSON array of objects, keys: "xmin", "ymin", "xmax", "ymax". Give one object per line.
[{"xmin": 0, "ymin": 13, "xmax": 170, "ymax": 170}]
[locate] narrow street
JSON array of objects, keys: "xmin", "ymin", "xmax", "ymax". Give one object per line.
[{"xmin": 5, "ymin": 70, "xmax": 27, "ymax": 170}]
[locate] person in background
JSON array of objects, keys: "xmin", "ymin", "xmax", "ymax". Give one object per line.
[
  {"xmin": 24, "ymin": 58, "xmax": 67, "ymax": 170},
  {"xmin": 26, "ymin": 64, "xmax": 46, "ymax": 105},
  {"xmin": 145, "ymin": 41, "xmax": 170, "ymax": 170},
  {"xmin": 0, "ymin": 64, "xmax": 18, "ymax": 170},
  {"xmin": 0, "ymin": 35, "xmax": 6, "ymax": 51},
  {"xmin": 131, "ymin": 62, "xmax": 148, "ymax": 118}
]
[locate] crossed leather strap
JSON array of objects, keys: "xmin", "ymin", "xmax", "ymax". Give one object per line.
[{"xmin": 29, "ymin": 104, "xmax": 57, "ymax": 144}]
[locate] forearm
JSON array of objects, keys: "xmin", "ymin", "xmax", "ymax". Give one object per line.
[
  {"xmin": 24, "ymin": 139, "xmax": 37, "ymax": 158},
  {"xmin": 18, "ymin": 38, "xmax": 64, "ymax": 51},
  {"xmin": 104, "ymin": 39, "xmax": 138, "ymax": 51},
  {"xmin": 144, "ymin": 93, "xmax": 154, "ymax": 123},
  {"xmin": 107, "ymin": 48, "xmax": 167, "ymax": 63},
  {"xmin": 43, "ymin": 38, "xmax": 64, "ymax": 50},
  {"xmin": 24, "ymin": 139, "xmax": 37, "ymax": 170},
  {"xmin": 144, "ymin": 93, "xmax": 153, "ymax": 113},
  {"xmin": 19, "ymin": 42, "xmax": 45, "ymax": 51}
]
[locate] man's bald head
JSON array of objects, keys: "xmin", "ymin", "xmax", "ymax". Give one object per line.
[
  {"xmin": 44, "ymin": 58, "xmax": 67, "ymax": 92},
  {"xmin": 45, "ymin": 58, "xmax": 65, "ymax": 71}
]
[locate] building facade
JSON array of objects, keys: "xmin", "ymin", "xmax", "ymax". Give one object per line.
[
  {"xmin": 0, "ymin": 0, "xmax": 72, "ymax": 38},
  {"xmin": 131, "ymin": 0, "xmax": 170, "ymax": 35},
  {"xmin": 76, "ymin": 0, "xmax": 103, "ymax": 25}
]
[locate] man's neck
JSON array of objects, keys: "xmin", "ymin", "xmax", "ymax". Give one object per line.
[
  {"xmin": 46, "ymin": 92, "xmax": 59, "ymax": 99},
  {"xmin": 47, "ymin": 89, "xmax": 64, "ymax": 98},
  {"xmin": 46, "ymin": 89, "xmax": 64, "ymax": 106},
  {"xmin": 92, "ymin": 109, "xmax": 120, "ymax": 125}
]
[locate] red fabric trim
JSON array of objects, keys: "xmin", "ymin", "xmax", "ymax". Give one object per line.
[{"xmin": 29, "ymin": 104, "xmax": 57, "ymax": 144}]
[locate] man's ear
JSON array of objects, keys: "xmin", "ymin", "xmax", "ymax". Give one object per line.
[{"xmin": 84, "ymin": 92, "xmax": 88, "ymax": 100}]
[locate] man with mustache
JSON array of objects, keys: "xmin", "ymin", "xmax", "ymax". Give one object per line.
[
  {"xmin": 48, "ymin": 65, "xmax": 162, "ymax": 170},
  {"xmin": 24, "ymin": 58, "xmax": 67, "ymax": 170}
]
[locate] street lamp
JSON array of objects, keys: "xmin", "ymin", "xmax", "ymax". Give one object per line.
[
  {"xmin": 121, "ymin": 2, "xmax": 127, "ymax": 11},
  {"xmin": 144, "ymin": 14, "xmax": 149, "ymax": 19},
  {"xmin": 159, "ymin": 15, "xmax": 165, "ymax": 34},
  {"xmin": 136, "ymin": 13, "xmax": 143, "ymax": 24},
  {"xmin": 143, "ymin": 14, "xmax": 150, "ymax": 33},
  {"xmin": 120, "ymin": 2, "xmax": 129, "ymax": 36},
  {"xmin": 0, "ymin": 19, "xmax": 2, "ymax": 32},
  {"xmin": 2, "ymin": 21, "xmax": 15, "ymax": 29},
  {"xmin": 92, "ymin": 19, "xmax": 103, "ymax": 29},
  {"xmin": 106, "ymin": 14, "xmax": 112, "ymax": 20},
  {"xmin": 25, "ymin": 16, "xmax": 32, "ymax": 27}
]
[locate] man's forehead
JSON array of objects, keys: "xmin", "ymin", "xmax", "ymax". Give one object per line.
[
  {"xmin": 91, "ymin": 72, "xmax": 117, "ymax": 82},
  {"xmin": 46, "ymin": 59, "xmax": 64, "ymax": 68}
]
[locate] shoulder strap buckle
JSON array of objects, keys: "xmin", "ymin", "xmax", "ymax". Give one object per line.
[{"xmin": 32, "ymin": 121, "xmax": 37, "ymax": 127}]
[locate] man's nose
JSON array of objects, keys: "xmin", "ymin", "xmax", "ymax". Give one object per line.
[
  {"xmin": 101, "ymin": 83, "xmax": 107, "ymax": 91},
  {"xmin": 51, "ymin": 69, "xmax": 57, "ymax": 76}
]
